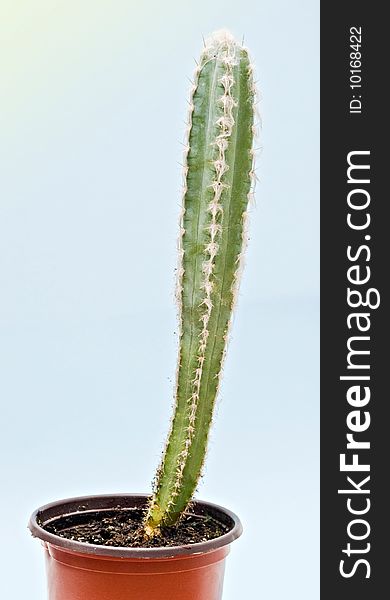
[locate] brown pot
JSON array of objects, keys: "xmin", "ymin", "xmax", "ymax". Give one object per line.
[{"xmin": 29, "ymin": 494, "xmax": 242, "ymax": 600}]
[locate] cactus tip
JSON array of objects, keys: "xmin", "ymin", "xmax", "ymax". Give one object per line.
[
  {"xmin": 206, "ymin": 28, "xmax": 235, "ymax": 43},
  {"xmin": 204, "ymin": 29, "xmax": 239, "ymax": 52}
]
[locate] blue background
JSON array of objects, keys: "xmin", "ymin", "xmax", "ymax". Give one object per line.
[{"xmin": 0, "ymin": 0, "xmax": 319, "ymax": 597}]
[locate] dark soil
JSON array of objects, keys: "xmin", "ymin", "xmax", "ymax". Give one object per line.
[{"xmin": 42, "ymin": 507, "xmax": 229, "ymax": 548}]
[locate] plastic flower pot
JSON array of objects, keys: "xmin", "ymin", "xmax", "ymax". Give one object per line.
[{"xmin": 29, "ymin": 494, "xmax": 242, "ymax": 600}]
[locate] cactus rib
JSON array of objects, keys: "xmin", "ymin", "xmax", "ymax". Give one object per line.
[{"xmin": 145, "ymin": 30, "xmax": 256, "ymax": 535}]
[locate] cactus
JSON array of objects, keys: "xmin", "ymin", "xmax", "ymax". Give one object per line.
[{"xmin": 144, "ymin": 30, "xmax": 256, "ymax": 536}]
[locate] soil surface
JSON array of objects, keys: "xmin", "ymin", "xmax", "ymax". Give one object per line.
[{"xmin": 42, "ymin": 507, "xmax": 229, "ymax": 548}]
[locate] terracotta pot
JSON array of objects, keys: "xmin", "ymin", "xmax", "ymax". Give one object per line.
[{"xmin": 29, "ymin": 494, "xmax": 242, "ymax": 600}]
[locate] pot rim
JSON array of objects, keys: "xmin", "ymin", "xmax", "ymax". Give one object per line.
[{"xmin": 28, "ymin": 493, "xmax": 243, "ymax": 559}]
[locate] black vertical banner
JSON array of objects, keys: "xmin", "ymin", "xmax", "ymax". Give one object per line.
[{"xmin": 321, "ymin": 2, "xmax": 387, "ymax": 598}]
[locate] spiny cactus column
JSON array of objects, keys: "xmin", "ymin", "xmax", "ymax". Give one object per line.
[{"xmin": 144, "ymin": 30, "xmax": 256, "ymax": 536}]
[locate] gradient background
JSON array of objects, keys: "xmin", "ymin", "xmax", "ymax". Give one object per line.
[{"xmin": 0, "ymin": 1, "xmax": 319, "ymax": 598}]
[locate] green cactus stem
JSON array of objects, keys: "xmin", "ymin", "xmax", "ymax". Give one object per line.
[{"xmin": 144, "ymin": 30, "xmax": 256, "ymax": 536}]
